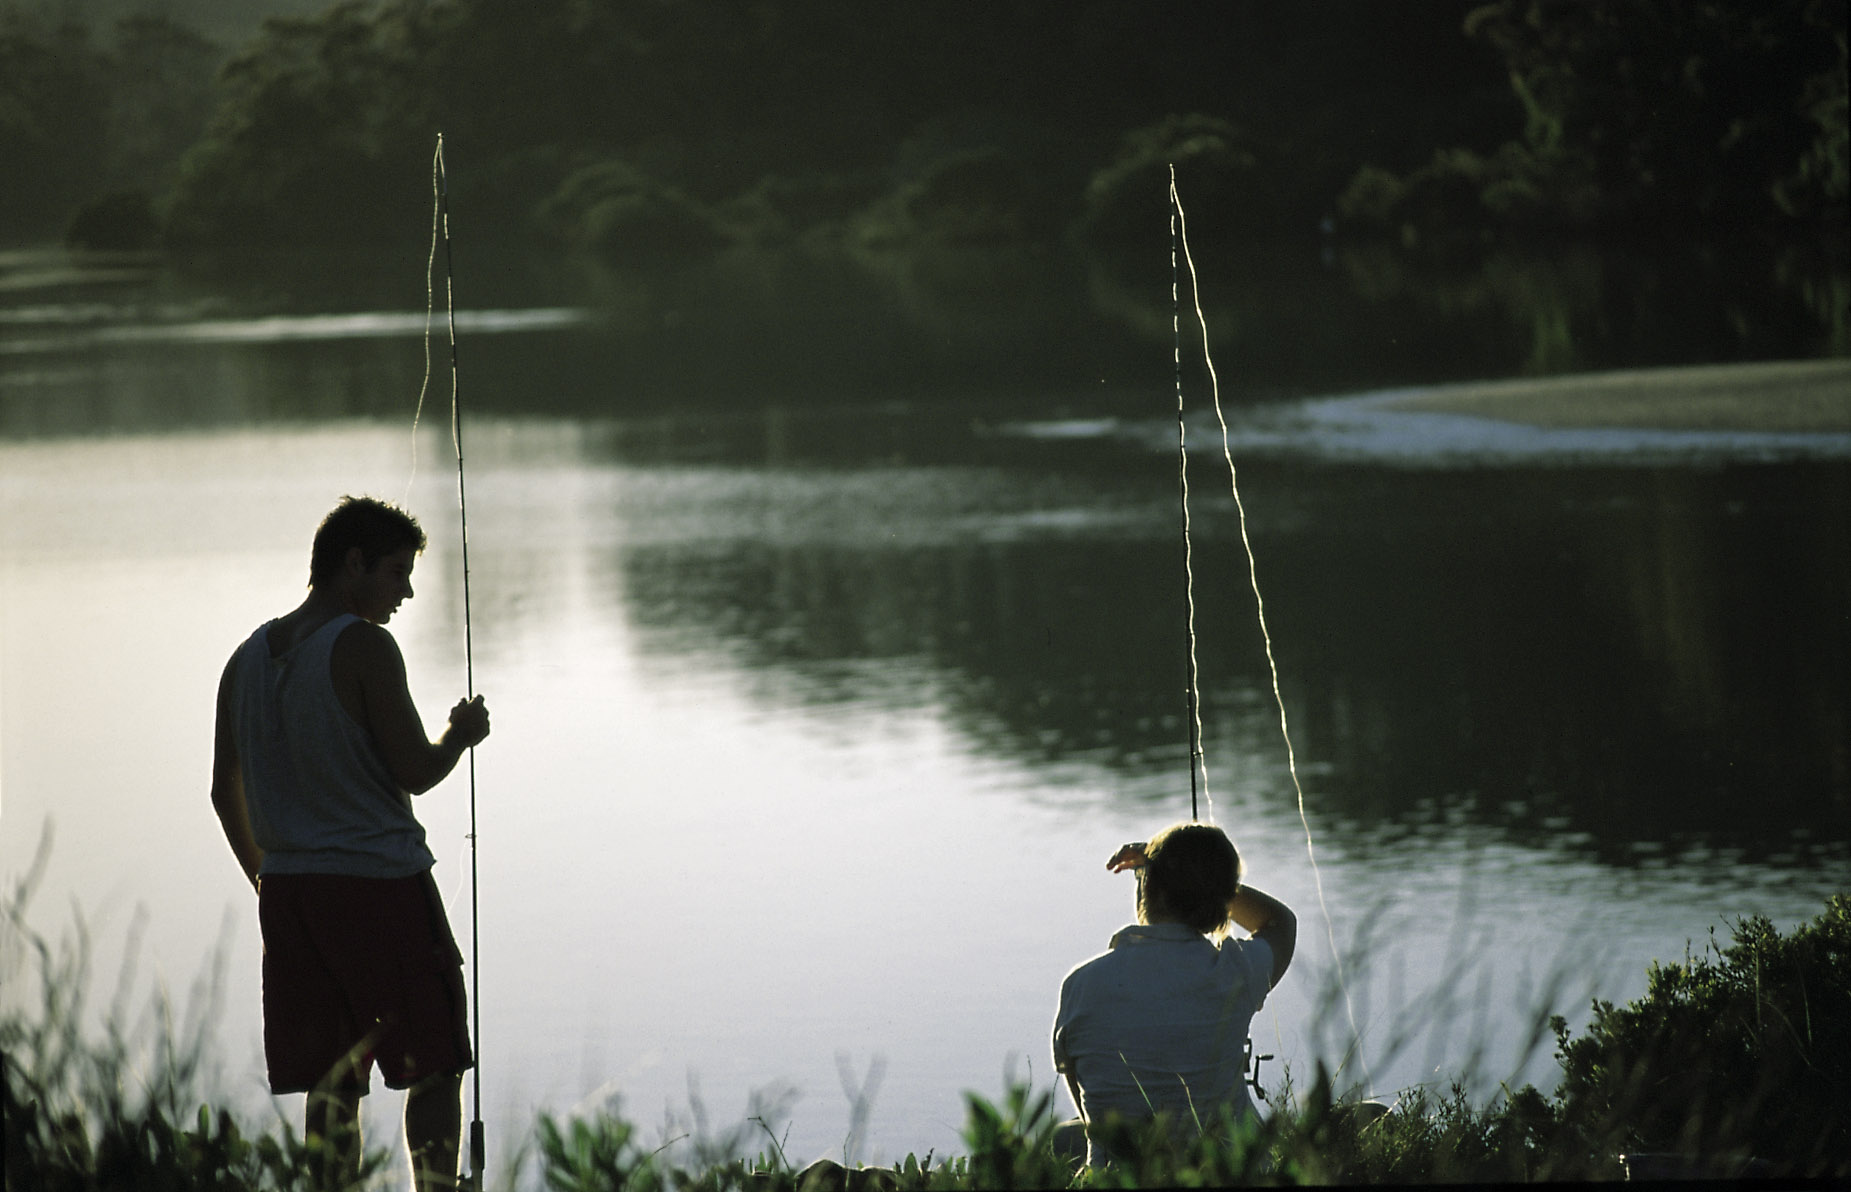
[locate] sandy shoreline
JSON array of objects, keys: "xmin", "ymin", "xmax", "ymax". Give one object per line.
[{"xmin": 1376, "ymin": 358, "xmax": 1851, "ymax": 434}]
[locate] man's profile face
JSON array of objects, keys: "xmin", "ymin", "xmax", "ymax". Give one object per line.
[{"xmin": 354, "ymin": 546, "xmax": 417, "ymax": 624}]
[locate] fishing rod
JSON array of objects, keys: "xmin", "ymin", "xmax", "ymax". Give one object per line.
[
  {"xmin": 432, "ymin": 132, "xmax": 487, "ymax": 1192},
  {"xmin": 1171, "ymin": 165, "xmax": 1207, "ymax": 823},
  {"xmin": 1169, "ymin": 164, "xmax": 1369, "ymax": 1090}
]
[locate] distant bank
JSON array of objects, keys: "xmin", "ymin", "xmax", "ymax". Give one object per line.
[{"xmin": 1380, "ymin": 358, "xmax": 1851, "ymax": 434}]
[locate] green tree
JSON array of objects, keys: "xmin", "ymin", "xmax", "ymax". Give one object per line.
[
  {"xmin": 163, "ymin": 1, "xmax": 437, "ymax": 245},
  {"xmin": 1342, "ymin": 0, "xmax": 1849, "ymax": 239},
  {"xmin": 106, "ymin": 15, "xmax": 222, "ymax": 194},
  {"xmin": 1468, "ymin": 0, "xmax": 1848, "ymax": 226},
  {"xmin": 156, "ymin": 1, "xmax": 1524, "ymax": 250},
  {"xmin": 0, "ymin": 10, "xmax": 108, "ymax": 238}
]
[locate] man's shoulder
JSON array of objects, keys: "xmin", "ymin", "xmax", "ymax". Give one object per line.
[
  {"xmin": 1218, "ymin": 932, "xmax": 1272, "ymax": 956},
  {"xmin": 331, "ymin": 616, "xmax": 396, "ymax": 653},
  {"xmin": 328, "ymin": 617, "xmax": 404, "ymax": 688},
  {"xmin": 1060, "ymin": 941, "xmax": 1128, "ymax": 991},
  {"xmin": 233, "ymin": 619, "xmax": 273, "ymax": 652},
  {"xmin": 1056, "ymin": 950, "xmax": 1111, "ymax": 1028},
  {"xmin": 222, "ymin": 621, "xmax": 271, "ymax": 675},
  {"xmin": 1214, "ymin": 934, "xmax": 1275, "ymax": 995}
]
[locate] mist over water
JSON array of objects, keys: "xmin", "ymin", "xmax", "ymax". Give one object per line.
[{"xmin": 2, "ymin": 245, "xmax": 1846, "ymax": 1172}]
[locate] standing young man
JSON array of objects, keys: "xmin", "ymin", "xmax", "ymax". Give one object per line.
[{"xmin": 211, "ymin": 496, "xmax": 490, "ymax": 1192}]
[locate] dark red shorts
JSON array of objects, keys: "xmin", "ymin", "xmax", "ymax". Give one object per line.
[{"xmin": 258, "ymin": 869, "xmax": 473, "ymax": 1094}]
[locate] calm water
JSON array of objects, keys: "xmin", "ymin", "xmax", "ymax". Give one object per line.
[{"xmin": 2, "ymin": 245, "xmax": 1847, "ymax": 1177}]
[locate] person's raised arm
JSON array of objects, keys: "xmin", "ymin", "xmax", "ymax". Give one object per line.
[
  {"xmin": 1230, "ymin": 885, "xmax": 1296, "ymax": 988},
  {"xmin": 1106, "ymin": 841, "xmax": 1148, "ymax": 872},
  {"xmin": 340, "ymin": 622, "xmax": 489, "ymax": 795},
  {"xmin": 210, "ymin": 655, "xmax": 263, "ymax": 890}
]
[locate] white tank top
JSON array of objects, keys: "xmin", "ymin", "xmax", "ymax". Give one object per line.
[{"xmin": 231, "ymin": 613, "xmax": 435, "ymax": 878}]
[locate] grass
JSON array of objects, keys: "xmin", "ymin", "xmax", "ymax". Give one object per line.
[
  {"xmin": 6, "ymin": 843, "xmax": 1846, "ymax": 1189},
  {"xmin": 1, "ymin": 841, "xmax": 391, "ymax": 1190}
]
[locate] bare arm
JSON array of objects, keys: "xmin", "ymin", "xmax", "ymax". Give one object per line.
[
  {"xmin": 1104, "ymin": 840, "xmax": 1295, "ymax": 985},
  {"xmin": 210, "ymin": 655, "xmax": 263, "ymax": 890},
  {"xmin": 339, "ymin": 622, "xmax": 489, "ymax": 795},
  {"xmin": 1230, "ymin": 885, "xmax": 1296, "ymax": 988},
  {"xmin": 1106, "ymin": 841, "xmax": 1148, "ymax": 872}
]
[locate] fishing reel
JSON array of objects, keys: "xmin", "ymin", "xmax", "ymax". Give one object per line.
[{"xmin": 1243, "ymin": 1037, "xmax": 1275, "ymax": 1103}]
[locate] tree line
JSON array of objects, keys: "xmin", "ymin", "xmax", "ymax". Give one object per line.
[{"xmin": 2, "ymin": 0, "xmax": 1844, "ymax": 257}]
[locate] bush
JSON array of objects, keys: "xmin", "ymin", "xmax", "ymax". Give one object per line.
[
  {"xmin": 1546, "ymin": 893, "xmax": 1851, "ymax": 1177},
  {"xmin": 1074, "ymin": 114, "xmax": 1278, "ymax": 251},
  {"xmin": 535, "ymin": 158, "xmax": 733, "ymax": 264},
  {"xmin": 896, "ymin": 150, "xmax": 1047, "ymax": 246},
  {"xmin": 1335, "ymin": 140, "xmax": 1599, "ymax": 247}
]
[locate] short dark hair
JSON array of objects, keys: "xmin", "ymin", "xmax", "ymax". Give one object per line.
[
  {"xmin": 309, "ymin": 496, "xmax": 426, "ymax": 586},
  {"xmin": 1139, "ymin": 821, "xmax": 1243, "ymax": 935}
]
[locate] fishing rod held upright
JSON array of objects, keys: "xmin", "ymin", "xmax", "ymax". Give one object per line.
[
  {"xmin": 433, "ymin": 131, "xmax": 487, "ymax": 1192},
  {"xmin": 1171, "ymin": 164, "xmax": 1205, "ymax": 822}
]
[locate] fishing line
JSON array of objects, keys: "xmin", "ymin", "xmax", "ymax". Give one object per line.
[
  {"xmin": 403, "ymin": 147, "xmax": 443, "ymax": 507},
  {"xmin": 428, "ymin": 133, "xmax": 488, "ymax": 1190},
  {"xmin": 1168, "ymin": 167, "xmax": 1370, "ymax": 1089}
]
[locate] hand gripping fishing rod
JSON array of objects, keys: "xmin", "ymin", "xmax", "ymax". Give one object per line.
[{"xmin": 433, "ymin": 132, "xmax": 488, "ymax": 1192}]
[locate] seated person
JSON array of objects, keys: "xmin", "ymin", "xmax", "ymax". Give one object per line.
[{"xmin": 1051, "ymin": 821, "xmax": 1296, "ymax": 1167}]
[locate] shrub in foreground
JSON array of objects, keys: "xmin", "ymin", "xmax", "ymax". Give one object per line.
[
  {"xmin": 1546, "ymin": 892, "xmax": 1850, "ymax": 1177},
  {"xmin": 1, "ymin": 849, "xmax": 388, "ymax": 1191},
  {"xmin": 6, "ymin": 862, "xmax": 1846, "ymax": 1188}
]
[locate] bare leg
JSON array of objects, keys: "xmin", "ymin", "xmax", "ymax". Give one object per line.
[
  {"xmin": 305, "ymin": 1087, "xmax": 362, "ymax": 1192},
  {"xmin": 405, "ymin": 1070, "xmax": 464, "ymax": 1192}
]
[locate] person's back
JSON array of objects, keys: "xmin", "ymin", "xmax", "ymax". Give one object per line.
[
  {"xmin": 1055, "ymin": 921, "xmax": 1272, "ymax": 1131},
  {"xmin": 229, "ymin": 611, "xmax": 433, "ymax": 877},
  {"xmin": 1052, "ymin": 823, "xmax": 1296, "ymax": 1168}
]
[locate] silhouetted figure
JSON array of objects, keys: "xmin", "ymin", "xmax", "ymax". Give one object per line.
[
  {"xmin": 1052, "ymin": 821, "xmax": 1296, "ymax": 1168},
  {"xmin": 211, "ymin": 496, "xmax": 489, "ymax": 1192}
]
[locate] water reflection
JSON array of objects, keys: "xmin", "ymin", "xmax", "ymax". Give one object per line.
[
  {"xmin": 5, "ymin": 413, "xmax": 1845, "ymax": 1173},
  {"xmin": 1236, "ymin": 462, "xmax": 1851, "ymax": 858},
  {"xmin": 538, "ymin": 416, "xmax": 1851, "ymax": 870}
]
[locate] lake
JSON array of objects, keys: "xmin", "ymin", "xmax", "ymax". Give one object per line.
[{"xmin": 1, "ymin": 241, "xmax": 1846, "ymax": 1180}]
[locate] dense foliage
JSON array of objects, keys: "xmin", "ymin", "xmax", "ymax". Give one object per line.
[
  {"xmin": 0, "ymin": 9, "xmax": 221, "ymax": 244},
  {"xmin": 1340, "ymin": 0, "xmax": 1850, "ymax": 245},
  {"xmin": 152, "ymin": 0, "xmax": 1515, "ymax": 252},
  {"xmin": 1548, "ymin": 893, "xmax": 1851, "ymax": 1173},
  {"xmin": 3, "ymin": 0, "xmax": 1841, "ymax": 253}
]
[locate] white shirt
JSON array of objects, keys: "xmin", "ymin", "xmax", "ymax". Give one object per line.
[{"xmin": 1052, "ymin": 922, "xmax": 1273, "ymax": 1162}]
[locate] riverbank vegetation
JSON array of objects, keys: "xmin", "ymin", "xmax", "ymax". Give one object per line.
[
  {"xmin": 4, "ymin": 2, "xmax": 1844, "ymax": 402},
  {"xmin": 7, "ymin": 859, "xmax": 1846, "ymax": 1187},
  {"xmin": 2, "ymin": 0, "xmax": 1843, "ymax": 260}
]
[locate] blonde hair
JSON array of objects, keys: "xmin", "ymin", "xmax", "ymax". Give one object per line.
[{"xmin": 1138, "ymin": 821, "xmax": 1243, "ymax": 935}]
